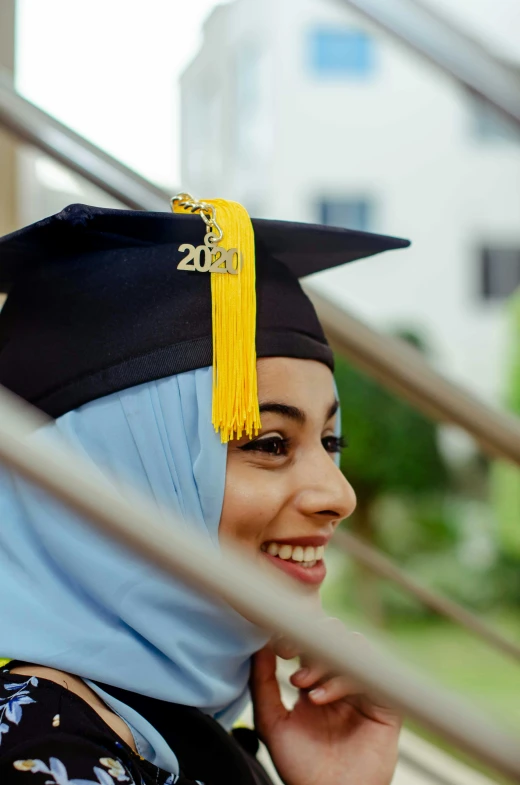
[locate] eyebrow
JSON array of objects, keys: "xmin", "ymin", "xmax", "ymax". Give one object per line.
[{"xmin": 259, "ymin": 399, "xmax": 339, "ymax": 425}]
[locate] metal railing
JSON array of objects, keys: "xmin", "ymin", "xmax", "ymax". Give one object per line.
[
  {"xmin": 0, "ymin": 69, "xmax": 168, "ymax": 211},
  {"xmin": 340, "ymin": 0, "xmax": 520, "ymax": 127},
  {"xmin": 307, "ymin": 287, "xmax": 520, "ymax": 465},
  {"xmin": 333, "ymin": 530, "xmax": 520, "ymax": 664}
]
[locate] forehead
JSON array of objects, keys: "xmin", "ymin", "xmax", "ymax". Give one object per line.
[{"xmin": 256, "ymin": 357, "xmax": 335, "ymax": 408}]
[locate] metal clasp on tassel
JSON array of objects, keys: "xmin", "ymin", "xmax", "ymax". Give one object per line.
[{"xmin": 171, "ymin": 193, "xmax": 243, "ymax": 274}]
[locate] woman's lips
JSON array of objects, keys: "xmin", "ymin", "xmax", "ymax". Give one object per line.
[{"xmin": 261, "ymin": 551, "xmax": 327, "ymax": 586}]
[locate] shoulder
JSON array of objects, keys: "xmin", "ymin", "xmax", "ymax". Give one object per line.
[
  {"xmin": 0, "ymin": 669, "xmax": 58, "ymax": 752},
  {"xmin": 7, "ymin": 666, "xmax": 136, "ymax": 751},
  {"xmin": 0, "ymin": 672, "xmax": 197, "ymax": 785},
  {"xmin": 0, "ymin": 671, "xmax": 135, "ymax": 781}
]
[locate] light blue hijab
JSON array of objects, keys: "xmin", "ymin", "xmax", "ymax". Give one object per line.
[{"xmin": 0, "ymin": 367, "xmax": 268, "ymax": 771}]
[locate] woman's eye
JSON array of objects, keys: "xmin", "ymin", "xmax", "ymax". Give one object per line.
[
  {"xmin": 322, "ymin": 435, "xmax": 347, "ymax": 454},
  {"xmin": 239, "ymin": 436, "xmax": 289, "ymax": 456}
]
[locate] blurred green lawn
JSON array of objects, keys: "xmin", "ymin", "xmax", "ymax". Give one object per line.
[
  {"xmin": 322, "ymin": 553, "xmax": 520, "ymax": 734},
  {"xmin": 323, "ymin": 585, "xmax": 520, "ymax": 783},
  {"xmin": 378, "ymin": 613, "xmax": 520, "ymax": 731}
]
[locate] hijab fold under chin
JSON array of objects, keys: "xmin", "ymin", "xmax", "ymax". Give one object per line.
[{"xmin": 0, "ymin": 367, "xmax": 268, "ymax": 734}]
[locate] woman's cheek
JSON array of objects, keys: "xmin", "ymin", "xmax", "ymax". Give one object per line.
[{"xmin": 220, "ymin": 467, "xmax": 284, "ymax": 547}]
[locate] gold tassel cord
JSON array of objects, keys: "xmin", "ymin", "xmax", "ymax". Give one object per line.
[{"xmin": 172, "ymin": 197, "xmax": 261, "ymax": 442}]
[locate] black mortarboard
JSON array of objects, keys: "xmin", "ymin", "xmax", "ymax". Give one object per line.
[{"xmin": 0, "ymin": 200, "xmax": 409, "ymax": 437}]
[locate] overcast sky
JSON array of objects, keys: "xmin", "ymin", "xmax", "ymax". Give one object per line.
[
  {"xmin": 15, "ymin": 0, "xmax": 225, "ymax": 188},
  {"xmin": 15, "ymin": 0, "xmax": 520, "ymax": 189}
]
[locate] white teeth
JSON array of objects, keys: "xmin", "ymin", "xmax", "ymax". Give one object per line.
[
  {"xmin": 263, "ymin": 541, "xmax": 326, "ymax": 565},
  {"xmin": 292, "ymin": 545, "xmax": 304, "ymax": 562}
]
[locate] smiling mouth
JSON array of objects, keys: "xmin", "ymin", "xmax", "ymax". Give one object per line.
[{"xmin": 260, "ymin": 541, "xmax": 325, "ymax": 568}]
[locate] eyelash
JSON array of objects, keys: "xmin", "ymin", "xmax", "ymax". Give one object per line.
[{"xmin": 239, "ymin": 434, "xmax": 347, "ymax": 457}]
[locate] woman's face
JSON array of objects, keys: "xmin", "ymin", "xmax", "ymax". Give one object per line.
[{"xmin": 220, "ymin": 357, "xmax": 356, "ymax": 593}]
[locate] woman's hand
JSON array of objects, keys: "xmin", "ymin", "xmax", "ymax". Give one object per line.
[{"xmin": 250, "ymin": 630, "xmax": 401, "ymax": 785}]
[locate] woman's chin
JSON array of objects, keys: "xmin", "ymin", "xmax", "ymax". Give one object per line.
[{"xmin": 261, "ymin": 551, "xmax": 326, "ymax": 587}]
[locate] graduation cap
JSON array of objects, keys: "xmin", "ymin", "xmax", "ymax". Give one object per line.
[{"xmin": 0, "ymin": 196, "xmax": 410, "ymax": 440}]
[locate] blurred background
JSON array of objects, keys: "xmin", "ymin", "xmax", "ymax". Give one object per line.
[{"xmin": 2, "ymin": 1, "xmax": 520, "ymax": 781}]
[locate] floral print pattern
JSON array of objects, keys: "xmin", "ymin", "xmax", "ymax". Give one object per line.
[
  {"xmin": 0, "ymin": 672, "xmax": 220, "ymax": 785},
  {"xmin": 13, "ymin": 756, "xmax": 128, "ymax": 785},
  {"xmin": 0, "ymin": 678, "xmax": 38, "ymax": 744},
  {"xmin": 98, "ymin": 759, "xmax": 129, "ymax": 782},
  {"xmin": 12, "ymin": 756, "xmax": 179, "ymax": 785}
]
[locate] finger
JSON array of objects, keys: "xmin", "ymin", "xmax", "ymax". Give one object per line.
[
  {"xmin": 250, "ymin": 646, "xmax": 288, "ymax": 738},
  {"xmin": 307, "ymin": 675, "xmax": 362, "ymax": 705},
  {"xmin": 290, "ymin": 660, "xmax": 338, "ymax": 689},
  {"xmin": 295, "ymin": 629, "xmax": 376, "ymax": 697}
]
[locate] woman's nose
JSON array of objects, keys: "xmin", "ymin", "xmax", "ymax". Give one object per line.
[{"xmin": 297, "ymin": 455, "xmax": 356, "ymax": 524}]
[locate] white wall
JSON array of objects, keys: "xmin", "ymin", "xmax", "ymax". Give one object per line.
[{"xmin": 181, "ymin": 0, "xmax": 520, "ymax": 404}]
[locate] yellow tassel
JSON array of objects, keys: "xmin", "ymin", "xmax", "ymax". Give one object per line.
[{"xmin": 173, "ymin": 197, "xmax": 261, "ymax": 442}]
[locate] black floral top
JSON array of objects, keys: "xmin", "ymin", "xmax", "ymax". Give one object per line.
[{"xmin": 0, "ymin": 667, "xmax": 274, "ymax": 785}]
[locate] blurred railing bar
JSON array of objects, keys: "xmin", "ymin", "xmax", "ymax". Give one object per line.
[
  {"xmin": 306, "ymin": 286, "xmax": 520, "ymax": 465},
  {"xmin": 340, "ymin": 0, "xmax": 520, "ymax": 127},
  {"xmin": 334, "ymin": 529, "xmax": 520, "ymax": 664},
  {"xmin": 0, "ymin": 384, "xmax": 520, "ymax": 782},
  {"xmin": 0, "ymin": 69, "xmax": 169, "ymax": 211}
]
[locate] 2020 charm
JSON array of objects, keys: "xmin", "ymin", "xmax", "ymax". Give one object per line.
[{"xmin": 177, "ymin": 233, "xmax": 243, "ymax": 275}]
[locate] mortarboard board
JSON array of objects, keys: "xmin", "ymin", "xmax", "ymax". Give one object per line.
[{"xmin": 0, "ymin": 199, "xmax": 410, "ymax": 438}]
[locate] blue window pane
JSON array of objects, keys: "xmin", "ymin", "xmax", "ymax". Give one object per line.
[
  {"xmin": 319, "ymin": 199, "xmax": 372, "ymax": 231},
  {"xmin": 311, "ymin": 29, "xmax": 374, "ymax": 76}
]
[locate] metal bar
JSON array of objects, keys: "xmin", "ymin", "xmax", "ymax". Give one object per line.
[
  {"xmin": 0, "ymin": 385, "xmax": 519, "ymax": 781},
  {"xmin": 334, "ymin": 529, "xmax": 520, "ymax": 664},
  {"xmin": 340, "ymin": 0, "xmax": 520, "ymax": 128},
  {"xmin": 0, "ymin": 69, "xmax": 170, "ymax": 211},
  {"xmin": 306, "ymin": 285, "xmax": 520, "ymax": 465}
]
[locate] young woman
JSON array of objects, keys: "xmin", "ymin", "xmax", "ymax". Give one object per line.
[{"xmin": 0, "ymin": 199, "xmax": 409, "ymax": 785}]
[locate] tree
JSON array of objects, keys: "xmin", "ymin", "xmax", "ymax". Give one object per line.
[
  {"xmin": 492, "ymin": 292, "xmax": 520, "ymax": 560},
  {"xmin": 334, "ymin": 333, "xmax": 449, "ymax": 624}
]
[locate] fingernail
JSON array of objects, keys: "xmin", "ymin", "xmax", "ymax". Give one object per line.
[
  {"xmin": 309, "ymin": 687, "xmax": 326, "ymax": 702},
  {"xmin": 293, "ymin": 668, "xmax": 309, "ymax": 682}
]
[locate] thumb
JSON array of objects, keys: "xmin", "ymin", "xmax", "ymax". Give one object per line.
[{"xmin": 250, "ymin": 646, "xmax": 288, "ymax": 740}]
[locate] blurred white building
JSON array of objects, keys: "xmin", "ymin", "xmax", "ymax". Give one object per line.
[{"xmin": 180, "ymin": 0, "xmax": 520, "ymax": 405}]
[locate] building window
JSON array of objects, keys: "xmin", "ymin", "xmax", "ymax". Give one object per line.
[
  {"xmin": 310, "ymin": 28, "xmax": 374, "ymax": 77},
  {"xmin": 480, "ymin": 247, "xmax": 520, "ymax": 300},
  {"xmin": 470, "ymin": 95, "xmax": 520, "ymax": 144},
  {"xmin": 318, "ymin": 199, "xmax": 373, "ymax": 231}
]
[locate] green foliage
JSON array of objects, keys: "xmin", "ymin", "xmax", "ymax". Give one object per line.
[
  {"xmin": 334, "ymin": 350, "xmax": 449, "ymax": 505},
  {"xmin": 330, "ymin": 336, "xmax": 520, "ymax": 622},
  {"xmin": 493, "ymin": 460, "xmax": 520, "ymax": 557},
  {"xmin": 505, "ymin": 291, "xmax": 520, "ymax": 412},
  {"xmin": 492, "ymin": 292, "xmax": 520, "ymax": 558},
  {"xmin": 375, "ymin": 495, "xmax": 458, "ymax": 560}
]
